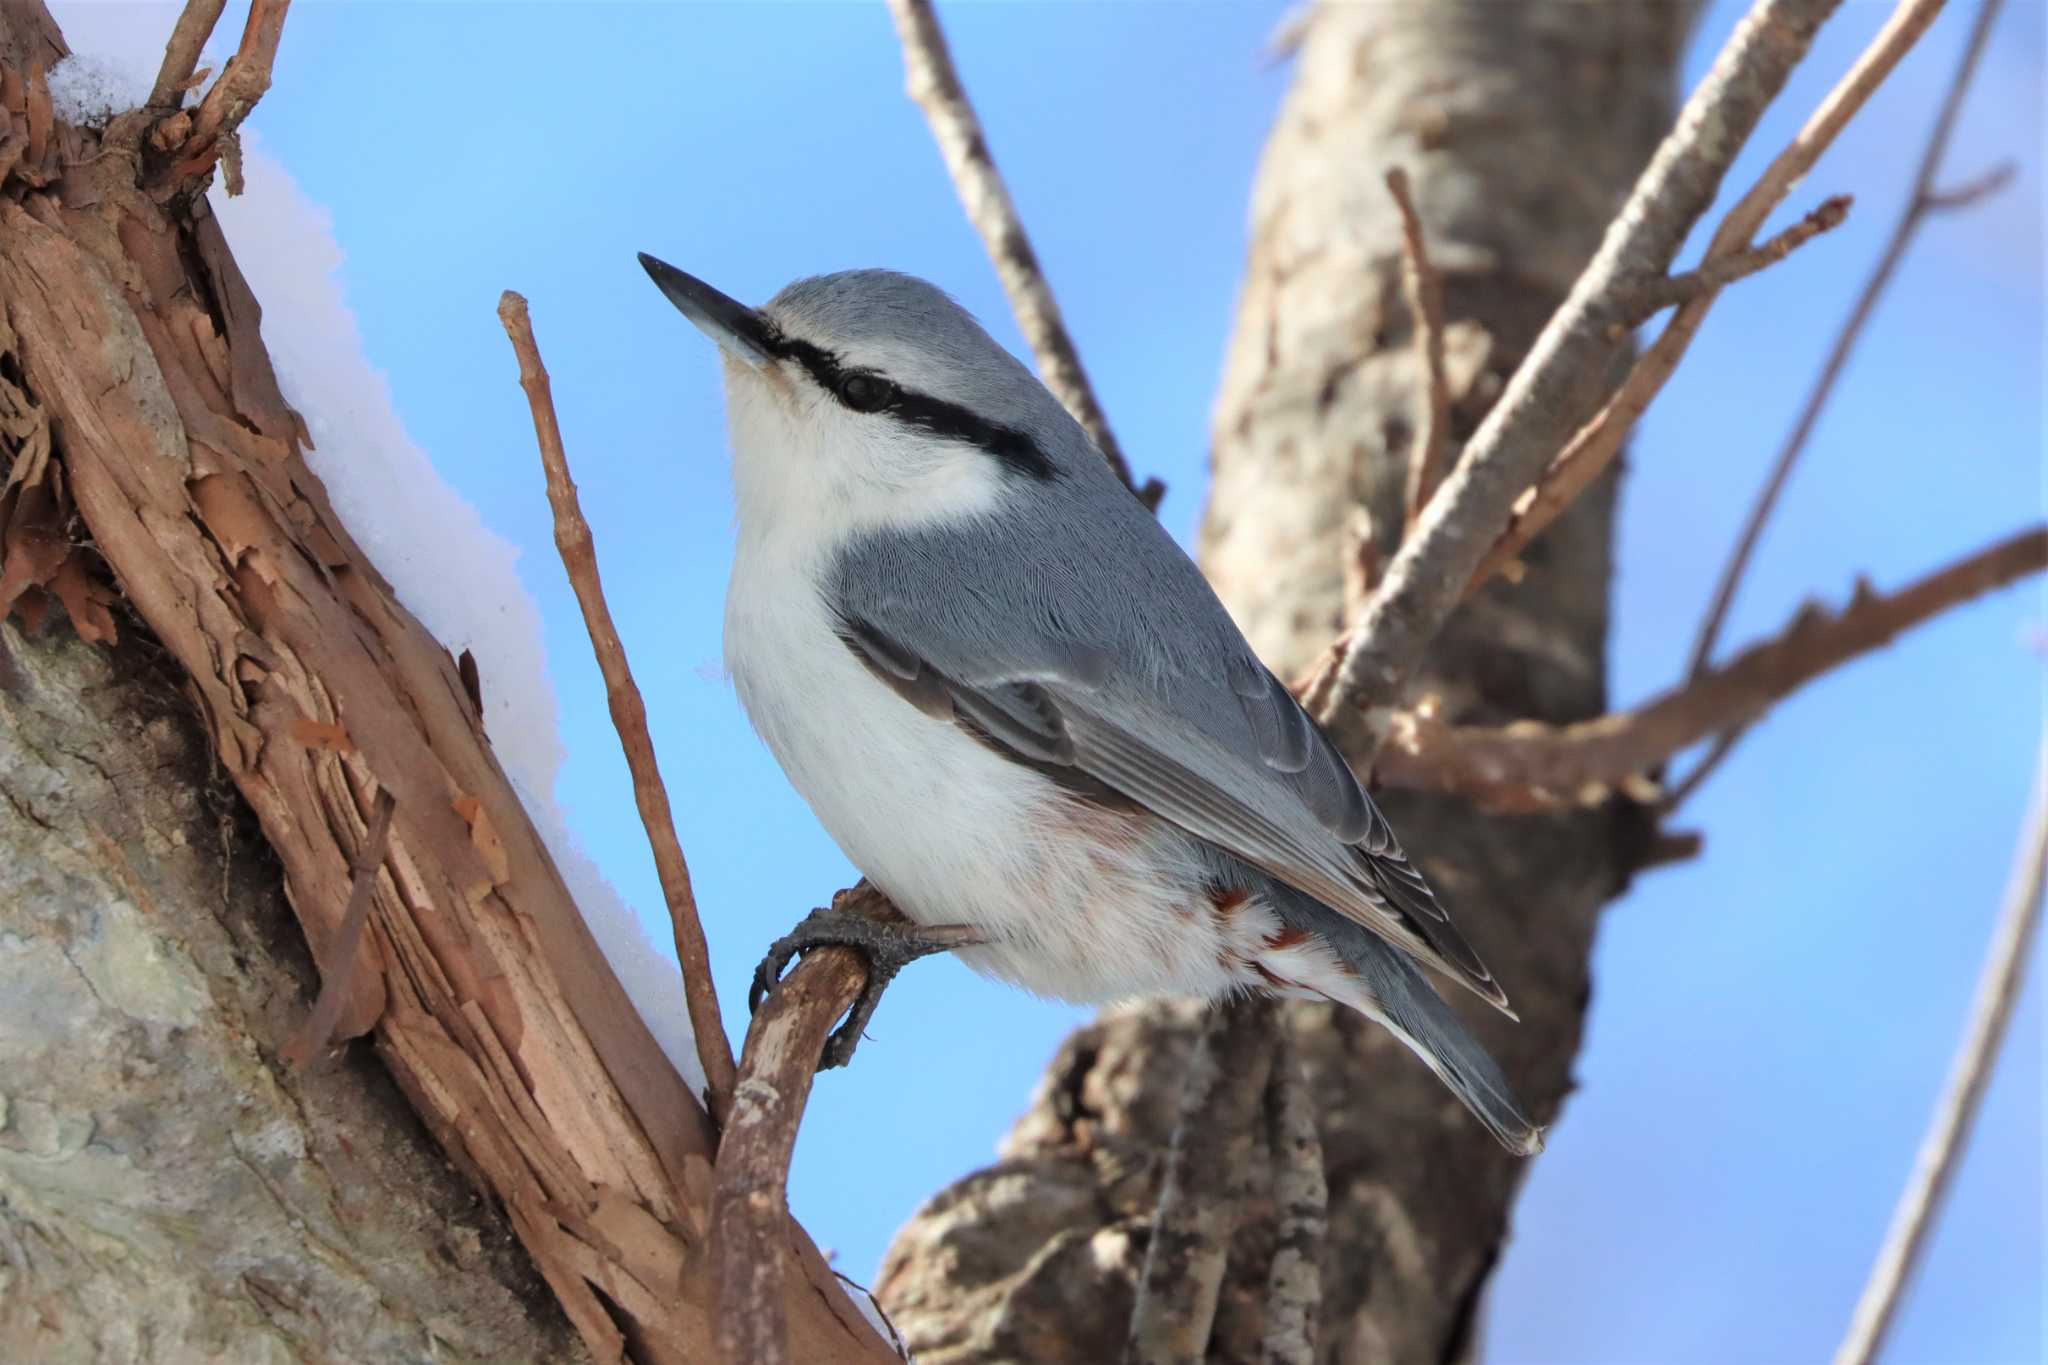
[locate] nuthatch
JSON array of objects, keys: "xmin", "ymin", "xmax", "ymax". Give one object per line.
[{"xmin": 641, "ymin": 257, "xmax": 1540, "ymax": 1155}]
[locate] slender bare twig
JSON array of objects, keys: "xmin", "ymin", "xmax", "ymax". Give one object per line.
[
  {"xmin": 1467, "ymin": 0, "xmax": 1958, "ymax": 601},
  {"xmin": 147, "ymin": 0, "xmax": 225, "ymax": 109},
  {"xmin": 1686, "ymin": 0, "xmax": 2009, "ymax": 683},
  {"xmin": 1259, "ymin": 1026, "xmax": 1324, "ymax": 1365},
  {"xmin": 885, "ymin": 0, "xmax": 1159, "ymax": 506},
  {"xmin": 1472, "ymin": 196, "xmax": 1851, "ymax": 591},
  {"xmin": 1619, "ymin": 193, "xmax": 1852, "ymax": 325},
  {"xmin": 498, "ymin": 291, "xmax": 739, "ymax": 1124},
  {"xmin": 1316, "ymin": 0, "xmax": 1847, "ymax": 758},
  {"xmin": 1387, "ymin": 167, "xmax": 1452, "ymax": 536},
  {"xmin": 1125, "ymin": 997, "xmax": 1279, "ymax": 1365},
  {"xmin": 281, "ymin": 787, "xmax": 395, "ymax": 1067},
  {"xmin": 1372, "ymin": 527, "xmax": 2046, "ymax": 812},
  {"xmin": 1833, "ymin": 742, "xmax": 2047, "ymax": 1365},
  {"xmin": 714, "ymin": 883, "xmax": 895, "ymax": 1365}
]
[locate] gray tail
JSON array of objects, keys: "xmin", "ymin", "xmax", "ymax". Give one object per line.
[{"xmin": 1266, "ymin": 882, "xmax": 1545, "ymax": 1155}]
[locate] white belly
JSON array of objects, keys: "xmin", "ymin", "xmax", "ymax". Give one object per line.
[{"xmin": 723, "ymin": 557, "xmax": 1246, "ymax": 1004}]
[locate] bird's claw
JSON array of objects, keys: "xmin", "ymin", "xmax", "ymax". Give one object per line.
[{"xmin": 748, "ymin": 907, "xmax": 981, "ymax": 1070}]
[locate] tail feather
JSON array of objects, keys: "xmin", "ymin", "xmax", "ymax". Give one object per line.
[{"xmin": 1265, "ymin": 880, "xmax": 1545, "ymax": 1155}]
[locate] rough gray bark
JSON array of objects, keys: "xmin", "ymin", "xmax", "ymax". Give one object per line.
[
  {"xmin": 878, "ymin": 7, "xmax": 1688, "ymax": 1361},
  {"xmin": 0, "ymin": 619, "xmax": 586, "ymax": 1363}
]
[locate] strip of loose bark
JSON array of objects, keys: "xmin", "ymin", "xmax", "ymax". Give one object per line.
[
  {"xmin": 713, "ymin": 911, "xmax": 874, "ymax": 1365},
  {"xmin": 282, "ymin": 786, "xmax": 396, "ymax": 1067},
  {"xmin": 1258, "ymin": 1025, "xmax": 1324, "ymax": 1365},
  {"xmin": 498, "ymin": 289, "xmax": 738, "ymax": 1127},
  {"xmin": 1685, "ymin": 0, "xmax": 2008, "ymax": 682},
  {"xmin": 1317, "ymin": 0, "xmax": 1846, "ymax": 758},
  {"xmin": 1832, "ymin": 743, "xmax": 2046, "ymax": 1365},
  {"xmin": 885, "ymin": 0, "xmax": 1159, "ymax": 507},
  {"xmin": 1371, "ymin": 527, "xmax": 2045, "ymax": 812},
  {"xmin": 1388, "ymin": 167, "xmax": 1452, "ymax": 538},
  {"xmin": 1124, "ymin": 997, "xmax": 1278, "ymax": 1365},
  {"xmin": 1467, "ymin": 0, "xmax": 1952, "ymax": 603}
]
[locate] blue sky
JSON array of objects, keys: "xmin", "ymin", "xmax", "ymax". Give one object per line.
[{"xmin": 59, "ymin": 3, "xmax": 2044, "ymax": 1360}]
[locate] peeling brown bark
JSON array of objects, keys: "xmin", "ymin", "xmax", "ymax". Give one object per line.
[
  {"xmin": 0, "ymin": 5, "xmax": 889, "ymax": 1360},
  {"xmin": 878, "ymin": 7, "xmax": 1689, "ymax": 1361}
]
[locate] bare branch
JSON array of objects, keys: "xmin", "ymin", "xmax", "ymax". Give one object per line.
[
  {"xmin": 885, "ymin": 0, "xmax": 1159, "ymax": 506},
  {"xmin": 715, "ymin": 884, "xmax": 897, "ymax": 1365},
  {"xmin": 1317, "ymin": 0, "xmax": 1847, "ymax": 757},
  {"xmin": 1687, "ymin": 0, "xmax": 2009, "ymax": 681},
  {"xmin": 1125, "ymin": 998, "xmax": 1278, "ymax": 1365},
  {"xmin": 1620, "ymin": 194, "xmax": 1852, "ymax": 329},
  {"xmin": 1387, "ymin": 167, "xmax": 1452, "ymax": 536},
  {"xmin": 281, "ymin": 787, "xmax": 395, "ymax": 1067},
  {"xmin": 1259, "ymin": 1026, "xmax": 1324, "ymax": 1365},
  {"xmin": 1471, "ymin": 194, "xmax": 1851, "ymax": 592},
  {"xmin": 1468, "ymin": 0, "xmax": 1960, "ymax": 602},
  {"xmin": 147, "ymin": 0, "xmax": 225, "ymax": 109},
  {"xmin": 167, "ymin": 0, "xmax": 287, "ymax": 178},
  {"xmin": 498, "ymin": 291, "xmax": 739, "ymax": 1124},
  {"xmin": 1372, "ymin": 528, "xmax": 2047, "ymax": 812},
  {"xmin": 1920, "ymin": 158, "xmax": 2014, "ymax": 211},
  {"xmin": 1833, "ymin": 743, "xmax": 2047, "ymax": 1365}
]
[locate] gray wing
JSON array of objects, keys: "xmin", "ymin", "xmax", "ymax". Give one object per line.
[{"xmin": 835, "ymin": 610, "xmax": 1513, "ymax": 1016}]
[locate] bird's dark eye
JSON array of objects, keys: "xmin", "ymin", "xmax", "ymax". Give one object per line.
[{"xmin": 837, "ymin": 372, "xmax": 892, "ymax": 413}]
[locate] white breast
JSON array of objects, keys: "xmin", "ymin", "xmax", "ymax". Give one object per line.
[{"xmin": 722, "ymin": 528, "xmax": 1242, "ymax": 1005}]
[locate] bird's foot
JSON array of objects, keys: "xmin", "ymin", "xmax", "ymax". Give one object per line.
[{"xmin": 749, "ymin": 906, "xmax": 982, "ymax": 1070}]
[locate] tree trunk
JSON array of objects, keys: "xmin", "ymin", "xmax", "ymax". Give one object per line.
[
  {"xmin": 0, "ymin": 620, "xmax": 587, "ymax": 1362},
  {"xmin": 878, "ymin": 7, "xmax": 1688, "ymax": 1361}
]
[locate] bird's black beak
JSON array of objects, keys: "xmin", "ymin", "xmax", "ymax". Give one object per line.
[{"xmin": 637, "ymin": 253, "xmax": 776, "ymax": 369}]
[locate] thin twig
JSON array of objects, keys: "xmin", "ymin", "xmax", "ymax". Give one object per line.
[
  {"xmin": 714, "ymin": 884, "xmax": 890, "ymax": 1365},
  {"xmin": 147, "ymin": 0, "xmax": 226, "ymax": 109},
  {"xmin": 1317, "ymin": 0, "xmax": 1847, "ymax": 759},
  {"xmin": 281, "ymin": 787, "xmax": 395, "ymax": 1067},
  {"xmin": 1387, "ymin": 167, "xmax": 1452, "ymax": 536},
  {"xmin": 885, "ymin": 0, "xmax": 1160, "ymax": 507},
  {"xmin": 1371, "ymin": 527, "xmax": 2046, "ymax": 812},
  {"xmin": 1259, "ymin": 1025, "xmax": 1324, "ymax": 1365},
  {"xmin": 1686, "ymin": 0, "xmax": 2008, "ymax": 682},
  {"xmin": 1469, "ymin": 0, "xmax": 1959, "ymax": 600},
  {"xmin": 1833, "ymin": 741, "xmax": 2047, "ymax": 1365},
  {"xmin": 1619, "ymin": 193, "xmax": 1851, "ymax": 329},
  {"xmin": 1124, "ymin": 997, "xmax": 1278, "ymax": 1365},
  {"xmin": 498, "ymin": 291, "xmax": 739, "ymax": 1124}
]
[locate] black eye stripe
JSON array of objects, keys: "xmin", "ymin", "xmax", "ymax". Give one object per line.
[{"xmin": 767, "ymin": 331, "xmax": 1058, "ymax": 483}]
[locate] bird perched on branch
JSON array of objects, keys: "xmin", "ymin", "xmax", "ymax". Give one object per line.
[{"xmin": 640, "ymin": 256, "xmax": 1542, "ymax": 1155}]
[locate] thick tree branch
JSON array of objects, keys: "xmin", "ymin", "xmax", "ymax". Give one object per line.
[
  {"xmin": 1471, "ymin": 0, "xmax": 1957, "ymax": 604},
  {"xmin": 1318, "ymin": 0, "xmax": 1846, "ymax": 756},
  {"xmin": 0, "ymin": 7, "xmax": 891, "ymax": 1357},
  {"xmin": 1833, "ymin": 744, "xmax": 2047, "ymax": 1365},
  {"xmin": 1373, "ymin": 528, "xmax": 2045, "ymax": 813},
  {"xmin": 1686, "ymin": 0, "xmax": 2008, "ymax": 682},
  {"xmin": 1124, "ymin": 998, "xmax": 1278, "ymax": 1365},
  {"xmin": 884, "ymin": 0, "xmax": 1159, "ymax": 507},
  {"xmin": 498, "ymin": 290, "xmax": 739, "ymax": 1126}
]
